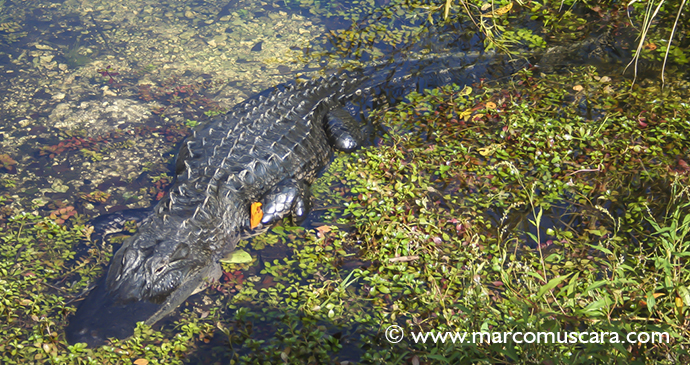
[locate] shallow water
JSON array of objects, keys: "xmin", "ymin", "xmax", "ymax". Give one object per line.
[
  {"xmin": 1, "ymin": 0, "xmax": 688, "ymax": 363},
  {"xmin": 0, "ymin": 0, "xmax": 499, "ymax": 359}
]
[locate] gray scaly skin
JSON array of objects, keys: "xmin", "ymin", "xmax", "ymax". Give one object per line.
[
  {"xmin": 66, "ymin": 26, "xmax": 638, "ymax": 347},
  {"xmin": 66, "ymin": 50, "xmax": 554, "ymax": 346},
  {"xmin": 66, "ymin": 68, "xmax": 399, "ymax": 346}
]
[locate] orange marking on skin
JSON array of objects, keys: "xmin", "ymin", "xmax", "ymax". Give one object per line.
[{"xmin": 250, "ymin": 202, "xmax": 263, "ymax": 229}]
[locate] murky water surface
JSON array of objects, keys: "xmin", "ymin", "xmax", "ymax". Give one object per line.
[{"xmin": 0, "ymin": 0, "xmax": 338, "ymax": 216}]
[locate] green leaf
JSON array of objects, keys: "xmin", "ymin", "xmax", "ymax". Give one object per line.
[
  {"xmin": 646, "ymin": 291, "xmax": 656, "ymax": 313},
  {"xmin": 526, "ymin": 271, "xmax": 545, "ymax": 283},
  {"xmin": 578, "ymin": 297, "xmax": 609, "ymax": 315},
  {"xmin": 537, "ymin": 274, "xmax": 572, "ymax": 298},
  {"xmin": 678, "ymin": 286, "xmax": 690, "ymax": 306},
  {"xmin": 565, "ymin": 272, "xmax": 580, "ymax": 296},
  {"xmin": 584, "ymin": 280, "xmax": 608, "ymax": 293},
  {"xmin": 590, "ymin": 244, "xmax": 613, "ymax": 255},
  {"xmin": 220, "ymin": 249, "xmax": 253, "ymax": 264}
]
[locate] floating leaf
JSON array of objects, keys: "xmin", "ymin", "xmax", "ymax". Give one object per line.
[
  {"xmin": 493, "ymin": 2, "xmax": 513, "ymax": 16},
  {"xmin": 481, "ymin": 2, "xmax": 513, "ymax": 17},
  {"xmin": 220, "ymin": 249, "xmax": 253, "ymax": 264},
  {"xmin": 458, "ymin": 85, "xmax": 473, "ymax": 97},
  {"xmin": 315, "ymin": 225, "xmax": 332, "ymax": 237},
  {"xmin": 644, "ymin": 42, "xmax": 657, "ymax": 51}
]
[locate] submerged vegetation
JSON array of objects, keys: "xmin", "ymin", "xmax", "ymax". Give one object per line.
[
  {"xmin": 2, "ymin": 66, "xmax": 689, "ymax": 363},
  {"xmin": 0, "ymin": 0, "xmax": 688, "ymax": 364}
]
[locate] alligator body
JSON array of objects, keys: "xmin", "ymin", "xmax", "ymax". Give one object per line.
[{"xmin": 65, "ymin": 53, "xmax": 527, "ymax": 346}]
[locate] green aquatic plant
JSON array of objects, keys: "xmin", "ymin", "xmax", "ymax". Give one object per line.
[
  {"xmin": 64, "ymin": 40, "xmax": 92, "ymax": 69},
  {"xmin": 185, "ymin": 119, "xmax": 199, "ymax": 128},
  {"xmin": 0, "ymin": 178, "xmax": 16, "ymax": 188},
  {"xmin": 80, "ymin": 148, "xmax": 103, "ymax": 162}
]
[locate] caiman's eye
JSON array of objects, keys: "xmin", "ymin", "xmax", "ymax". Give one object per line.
[{"xmin": 170, "ymin": 243, "xmax": 189, "ymax": 262}]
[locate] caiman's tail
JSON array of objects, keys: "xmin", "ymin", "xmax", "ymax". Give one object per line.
[
  {"xmin": 346, "ymin": 27, "xmax": 642, "ymax": 117},
  {"xmin": 360, "ymin": 50, "xmax": 532, "ymax": 105}
]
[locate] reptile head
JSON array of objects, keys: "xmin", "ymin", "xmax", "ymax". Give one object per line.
[
  {"xmin": 106, "ymin": 229, "xmax": 199, "ymax": 304},
  {"xmin": 67, "ymin": 215, "xmax": 226, "ymax": 346}
]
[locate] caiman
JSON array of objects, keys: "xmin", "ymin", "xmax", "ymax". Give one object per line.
[{"xmin": 65, "ymin": 29, "xmax": 630, "ymax": 346}]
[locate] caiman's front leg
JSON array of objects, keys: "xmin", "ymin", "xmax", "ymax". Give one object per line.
[
  {"xmin": 253, "ymin": 106, "xmax": 364, "ymax": 227},
  {"xmin": 259, "ymin": 178, "xmax": 311, "ymax": 226}
]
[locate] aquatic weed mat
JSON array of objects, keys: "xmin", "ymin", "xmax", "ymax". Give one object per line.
[
  {"xmin": 178, "ymin": 66, "xmax": 690, "ymax": 364},
  {"xmin": 327, "ymin": 66, "xmax": 690, "ymax": 363},
  {"xmin": 2, "ymin": 67, "xmax": 690, "ymax": 365}
]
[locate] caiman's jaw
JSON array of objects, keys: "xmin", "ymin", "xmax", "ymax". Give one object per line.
[
  {"xmin": 106, "ymin": 232, "xmax": 203, "ymax": 304},
  {"xmin": 66, "ymin": 219, "xmax": 225, "ymax": 347}
]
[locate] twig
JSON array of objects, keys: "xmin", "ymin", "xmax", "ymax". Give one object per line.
[
  {"xmin": 389, "ymin": 255, "xmax": 420, "ymax": 263},
  {"xmin": 566, "ymin": 168, "xmax": 601, "ymax": 176}
]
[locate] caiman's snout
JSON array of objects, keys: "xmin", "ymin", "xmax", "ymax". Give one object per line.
[
  {"xmin": 106, "ymin": 235, "xmax": 198, "ymax": 304},
  {"xmin": 106, "ymin": 243, "xmax": 148, "ymax": 303}
]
